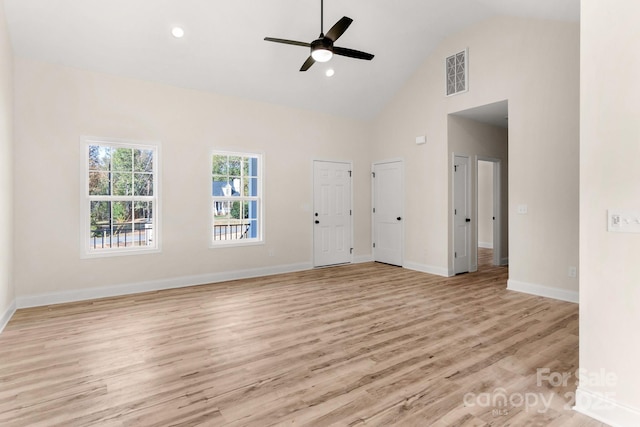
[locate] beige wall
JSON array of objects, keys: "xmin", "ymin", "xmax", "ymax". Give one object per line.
[
  {"xmin": 448, "ymin": 116, "xmax": 508, "ymax": 271},
  {"xmin": 372, "ymin": 16, "xmax": 579, "ymax": 294},
  {"xmin": 0, "ymin": 0, "xmax": 15, "ymax": 327},
  {"xmin": 12, "ymin": 58, "xmax": 372, "ymax": 299},
  {"xmin": 7, "ymin": 14, "xmax": 583, "ymax": 330},
  {"xmin": 477, "ymin": 160, "xmax": 494, "ymax": 248},
  {"xmin": 578, "ymin": 0, "xmax": 640, "ymax": 423}
]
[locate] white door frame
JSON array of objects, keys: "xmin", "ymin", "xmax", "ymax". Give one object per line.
[
  {"xmin": 476, "ymin": 156, "xmax": 502, "ymax": 267},
  {"xmin": 312, "ymin": 159, "xmax": 354, "ymax": 267},
  {"xmin": 371, "ymin": 159, "xmax": 404, "ymax": 266}
]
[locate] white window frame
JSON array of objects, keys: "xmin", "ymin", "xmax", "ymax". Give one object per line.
[
  {"xmin": 80, "ymin": 137, "xmax": 161, "ymax": 258},
  {"xmin": 210, "ymin": 150, "xmax": 264, "ymax": 248}
]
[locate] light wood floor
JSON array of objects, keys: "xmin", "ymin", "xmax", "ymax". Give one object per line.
[
  {"xmin": 477, "ymin": 247, "xmax": 494, "ymax": 271},
  {"xmin": 0, "ymin": 261, "xmax": 606, "ymax": 426}
]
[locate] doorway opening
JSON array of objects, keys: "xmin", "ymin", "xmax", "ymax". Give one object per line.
[
  {"xmin": 477, "ymin": 158, "xmax": 502, "ymax": 270},
  {"xmin": 448, "ymin": 99, "xmax": 509, "ymax": 276}
]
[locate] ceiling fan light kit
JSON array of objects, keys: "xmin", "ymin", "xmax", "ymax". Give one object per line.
[
  {"xmin": 310, "ymin": 38, "xmax": 333, "ymax": 62},
  {"xmin": 264, "ymin": 0, "xmax": 374, "ymax": 71}
]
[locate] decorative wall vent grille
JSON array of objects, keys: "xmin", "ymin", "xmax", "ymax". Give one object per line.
[{"xmin": 446, "ymin": 49, "xmax": 468, "ymax": 96}]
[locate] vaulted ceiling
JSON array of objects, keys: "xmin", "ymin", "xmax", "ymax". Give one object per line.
[{"xmin": 3, "ymin": 0, "xmax": 579, "ymax": 120}]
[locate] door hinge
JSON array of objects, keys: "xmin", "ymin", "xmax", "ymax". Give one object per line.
[
  {"xmin": 348, "ymin": 170, "xmax": 352, "ymax": 177},
  {"xmin": 373, "ymin": 243, "xmax": 376, "ymax": 248},
  {"xmin": 373, "ymin": 207, "xmax": 376, "ymax": 213},
  {"xmin": 350, "ymin": 248, "xmax": 353, "ymax": 254},
  {"xmin": 454, "ymin": 165, "xmax": 458, "ymax": 172},
  {"xmin": 350, "ymin": 210, "xmax": 352, "ymax": 216},
  {"xmin": 455, "ymin": 208, "xmax": 457, "ymax": 215},
  {"xmin": 372, "ymin": 172, "xmax": 376, "ymax": 178},
  {"xmin": 455, "ymin": 252, "xmax": 457, "ymax": 258}
]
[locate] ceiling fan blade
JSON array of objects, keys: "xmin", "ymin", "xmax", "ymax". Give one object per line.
[
  {"xmin": 325, "ymin": 16, "xmax": 352, "ymax": 42},
  {"xmin": 300, "ymin": 56, "xmax": 316, "ymax": 72},
  {"xmin": 264, "ymin": 37, "xmax": 310, "ymax": 48},
  {"xmin": 333, "ymin": 46, "xmax": 374, "ymax": 60}
]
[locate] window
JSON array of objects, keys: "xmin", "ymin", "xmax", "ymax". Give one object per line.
[
  {"xmin": 446, "ymin": 48, "xmax": 468, "ymax": 96},
  {"xmin": 211, "ymin": 151, "xmax": 262, "ymax": 246},
  {"xmin": 82, "ymin": 138, "xmax": 159, "ymax": 257}
]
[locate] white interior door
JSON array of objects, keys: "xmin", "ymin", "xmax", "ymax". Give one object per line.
[
  {"xmin": 454, "ymin": 155, "xmax": 471, "ymax": 274},
  {"xmin": 313, "ymin": 161, "xmax": 352, "ymax": 267},
  {"xmin": 373, "ymin": 161, "xmax": 403, "ymax": 266}
]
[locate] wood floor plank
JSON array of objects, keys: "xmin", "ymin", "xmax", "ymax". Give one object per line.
[{"xmin": 0, "ymin": 259, "xmax": 607, "ymax": 426}]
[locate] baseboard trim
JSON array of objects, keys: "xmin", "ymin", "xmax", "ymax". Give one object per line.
[
  {"xmin": 353, "ymin": 254, "xmax": 374, "ymax": 264},
  {"xmin": 16, "ymin": 262, "xmax": 313, "ymax": 309},
  {"xmin": 574, "ymin": 387, "xmax": 640, "ymax": 427},
  {"xmin": 478, "ymin": 242, "xmax": 493, "ymax": 249},
  {"xmin": 0, "ymin": 299, "xmax": 17, "ymax": 333},
  {"xmin": 507, "ymin": 279, "xmax": 579, "ymax": 303},
  {"xmin": 403, "ymin": 261, "xmax": 449, "ymax": 277}
]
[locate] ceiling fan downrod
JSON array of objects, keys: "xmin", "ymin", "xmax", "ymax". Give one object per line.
[{"xmin": 320, "ymin": 0, "xmax": 324, "ymax": 36}]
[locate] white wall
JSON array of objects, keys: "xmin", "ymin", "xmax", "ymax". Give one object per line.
[
  {"xmin": 0, "ymin": 0, "xmax": 15, "ymax": 330},
  {"xmin": 477, "ymin": 160, "xmax": 494, "ymax": 249},
  {"xmin": 12, "ymin": 58, "xmax": 372, "ymax": 302},
  {"xmin": 448, "ymin": 115, "xmax": 508, "ymax": 271},
  {"xmin": 577, "ymin": 0, "xmax": 640, "ymax": 425},
  {"xmin": 371, "ymin": 16, "xmax": 579, "ymax": 298}
]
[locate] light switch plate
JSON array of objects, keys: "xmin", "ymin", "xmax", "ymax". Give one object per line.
[{"xmin": 608, "ymin": 210, "xmax": 640, "ymax": 233}]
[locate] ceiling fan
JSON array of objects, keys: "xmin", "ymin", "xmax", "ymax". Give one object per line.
[{"xmin": 264, "ymin": 0, "xmax": 374, "ymax": 71}]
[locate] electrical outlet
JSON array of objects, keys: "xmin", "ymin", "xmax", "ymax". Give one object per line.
[
  {"xmin": 517, "ymin": 204, "xmax": 528, "ymax": 214},
  {"xmin": 268, "ymin": 249, "xmax": 276, "ymax": 257},
  {"xmin": 568, "ymin": 266, "xmax": 577, "ymax": 278}
]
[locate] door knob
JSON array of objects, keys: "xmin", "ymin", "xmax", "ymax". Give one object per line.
[
  {"xmin": 466, "ymin": 218, "xmax": 471, "ymax": 222},
  {"xmin": 397, "ymin": 217, "xmax": 402, "ymax": 221},
  {"xmin": 315, "ymin": 220, "xmax": 320, "ymax": 224}
]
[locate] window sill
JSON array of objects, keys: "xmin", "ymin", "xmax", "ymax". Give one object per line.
[
  {"xmin": 81, "ymin": 247, "xmax": 161, "ymax": 259},
  {"xmin": 209, "ymin": 240, "xmax": 264, "ymax": 249}
]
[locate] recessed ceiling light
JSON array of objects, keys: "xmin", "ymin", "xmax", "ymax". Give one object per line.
[
  {"xmin": 325, "ymin": 69, "xmax": 335, "ymax": 77},
  {"xmin": 171, "ymin": 27, "xmax": 185, "ymax": 38}
]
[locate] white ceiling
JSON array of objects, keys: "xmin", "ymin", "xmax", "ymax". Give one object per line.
[{"xmin": 3, "ymin": 0, "xmax": 579, "ymax": 120}]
